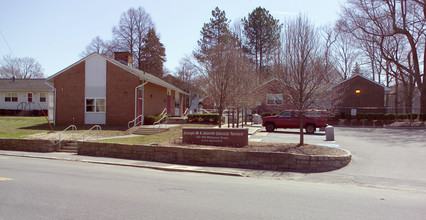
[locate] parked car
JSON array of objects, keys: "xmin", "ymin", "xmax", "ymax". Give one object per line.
[{"xmin": 261, "ymin": 110, "xmax": 328, "ymax": 134}]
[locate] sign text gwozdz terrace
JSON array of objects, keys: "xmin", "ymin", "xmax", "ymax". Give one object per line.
[{"xmin": 182, "ymin": 127, "xmax": 248, "ymax": 147}]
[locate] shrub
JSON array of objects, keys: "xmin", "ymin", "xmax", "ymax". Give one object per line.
[
  {"xmin": 143, "ymin": 116, "xmax": 157, "ymax": 125},
  {"xmin": 420, "ymin": 113, "xmax": 426, "ymax": 121},
  {"xmin": 261, "ymin": 112, "xmax": 278, "ymax": 118},
  {"xmin": 385, "ymin": 114, "xmax": 395, "ymax": 121},
  {"xmin": 375, "ymin": 113, "xmax": 385, "ymax": 120},
  {"xmin": 396, "ymin": 114, "xmax": 408, "ymax": 120},
  {"xmin": 187, "ymin": 113, "xmax": 219, "ymax": 123},
  {"xmin": 409, "ymin": 114, "xmax": 418, "ymax": 120}
]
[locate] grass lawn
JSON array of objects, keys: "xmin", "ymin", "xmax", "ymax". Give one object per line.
[
  {"xmin": 0, "ymin": 117, "xmax": 53, "ymax": 139},
  {"xmin": 0, "ymin": 116, "xmax": 215, "ymax": 144}
]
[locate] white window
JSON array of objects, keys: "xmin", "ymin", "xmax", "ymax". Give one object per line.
[
  {"xmin": 86, "ymin": 98, "xmax": 105, "ymax": 113},
  {"xmin": 40, "ymin": 93, "xmax": 47, "ymax": 102},
  {"xmin": 5, "ymin": 92, "xmax": 18, "ymax": 102},
  {"xmin": 266, "ymin": 94, "xmax": 283, "ymax": 106}
]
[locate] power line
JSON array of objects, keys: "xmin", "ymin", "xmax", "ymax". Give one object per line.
[{"xmin": 0, "ymin": 30, "xmax": 14, "ymax": 56}]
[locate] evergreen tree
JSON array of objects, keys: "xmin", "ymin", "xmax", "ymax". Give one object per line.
[
  {"xmin": 351, "ymin": 62, "xmax": 362, "ymax": 76},
  {"xmin": 193, "ymin": 7, "xmax": 241, "ymax": 127},
  {"xmin": 194, "ymin": 7, "xmax": 233, "ymax": 62},
  {"xmin": 242, "ymin": 7, "xmax": 282, "ymax": 78},
  {"xmin": 139, "ymin": 27, "xmax": 166, "ymax": 78}
]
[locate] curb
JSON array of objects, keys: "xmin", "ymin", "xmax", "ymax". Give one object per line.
[{"xmin": 0, "ymin": 152, "xmax": 245, "ymax": 177}]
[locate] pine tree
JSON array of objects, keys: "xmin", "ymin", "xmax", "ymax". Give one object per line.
[
  {"xmin": 139, "ymin": 27, "xmax": 166, "ymax": 78},
  {"xmin": 194, "ymin": 7, "xmax": 233, "ymax": 62},
  {"xmin": 242, "ymin": 7, "xmax": 282, "ymax": 78},
  {"xmin": 351, "ymin": 62, "xmax": 362, "ymax": 76}
]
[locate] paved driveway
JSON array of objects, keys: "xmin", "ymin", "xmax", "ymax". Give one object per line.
[{"xmin": 249, "ymin": 127, "xmax": 426, "ymax": 191}]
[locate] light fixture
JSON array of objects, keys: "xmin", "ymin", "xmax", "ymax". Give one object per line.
[{"xmin": 355, "ymin": 90, "xmax": 361, "ymax": 94}]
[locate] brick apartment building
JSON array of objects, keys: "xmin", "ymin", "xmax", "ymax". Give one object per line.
[
  {"xmin": 46, "ymin": 52, "xmax": 187, "ymax": 126},
  {"xmin": 332, "ymin": 74, "xmax": 391, "ymax": 115}
]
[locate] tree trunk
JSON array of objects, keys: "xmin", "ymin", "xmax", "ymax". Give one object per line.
[
  {"xmin": 420, "ymin": 87, "xmax": 426, "ymax": 114},
  {"xmin": 395, "ymin": 77, "xmax": 399, "ymax": 114},
  {"xmin": 237, "ymin": 109, "xmax": 240, "ymax": 128},
  {"xmin": 298, "ymin": 111, "xmax": 304, "ymax": 146},
  {"xmin": 218, "ymin": 106, "xmax": 223, "ymax": 128}
]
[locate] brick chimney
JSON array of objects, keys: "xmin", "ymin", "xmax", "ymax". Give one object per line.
[{"xmin": 114, "ymin": 52, "xmax": 133, "ymax": 66}]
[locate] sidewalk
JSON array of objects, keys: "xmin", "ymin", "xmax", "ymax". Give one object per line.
[{"xmin": 0, "ymin": 150, "xmax": 247, "ymax": 177}]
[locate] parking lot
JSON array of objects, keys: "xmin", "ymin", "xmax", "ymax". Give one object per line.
[{"xmin": 249, "ymin": 126, "xmax": 426, "ymax": 191}]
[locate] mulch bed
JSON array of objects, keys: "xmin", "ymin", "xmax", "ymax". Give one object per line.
[{"xmin": 164, "ymin": 141, "xmax": 348, "ymax": 156}]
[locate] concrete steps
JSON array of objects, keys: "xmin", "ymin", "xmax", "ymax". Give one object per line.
[
  {"xmin": 58, "ymin": 141, "xmax": 77, "ymax": 153},
  {"xmin": 132, "ymin": 127, "xmax": 169, "ymax": 135}
]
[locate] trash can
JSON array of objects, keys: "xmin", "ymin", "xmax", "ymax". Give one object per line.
[
  {"xmin": 252, "ymin": 114, "xmax": 261, "ymax": 124},
  {"xmin": 325, "ymin": 125, "xmax": 334, "ymax": 141}
]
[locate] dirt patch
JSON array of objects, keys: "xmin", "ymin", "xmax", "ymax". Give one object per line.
[{"xmin": 164, "ymin": 141, "xmax": 347, "ymax": 156}]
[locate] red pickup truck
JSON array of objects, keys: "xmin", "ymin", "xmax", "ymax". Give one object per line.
[{"xmin": 261, "ymin": 110, "xmax": 327, "ymax": 134}]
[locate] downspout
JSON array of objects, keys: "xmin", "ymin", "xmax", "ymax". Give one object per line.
[
  {"xmin": 44, "ymin": 81, "xmax": 56, "ymax": 126},
  {"xmin": 135, "ymin": 80, "xmax": 149, "ymax": 122}
]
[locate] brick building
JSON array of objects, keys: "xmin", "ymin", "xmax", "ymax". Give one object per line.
[
  {"xmin": 46, "ymin": 53, "xmax": 187, "ymax": 126},
  {"xmin": 332, "ymin": 74, "xmax": 390, "ymax": 115}
]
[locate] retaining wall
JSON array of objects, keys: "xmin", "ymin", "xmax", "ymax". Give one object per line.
[
  {"xmin": 0, "ymin": 139, "xmax": 56, "ymax": 152},
  {"xmin": 78, "ymin": 142, "xmax": 351, "ymax": 172}
]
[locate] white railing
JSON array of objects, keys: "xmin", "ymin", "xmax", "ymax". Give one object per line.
[
  {"xmin": 154, "ymin": 112, "xmax": 168, "ymax": 129},
  {"xmin": 75, "ymin": 125, "xmax": 102, "ymax": 142},
  {"xmin": 183, "ymin": 108, "xmax": 189, "ymax": 117},
  {"xmin": 159, "ymin": 108, "xmax": 167, "ymax": 116},
  {"xmin": 49, "ymin": 125, "xmax": 77, "ymax": 145},
  {"xmin": 128, "ymin": 115, "xmax": 144, "ymax": 128}
]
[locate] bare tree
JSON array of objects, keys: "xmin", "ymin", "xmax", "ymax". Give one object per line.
[
  {"xmin": 334, "ymin": 30, "xmax": 360, "ymax": 80},
  {"xmin": 339, "ymin": 0, "xmax": 426, "ymax": 113},
  {"xmin": 80, "ymin": 36, "xmax": 109, "ymax": 57},
  {"xmin": 173, "ymin": 55, "xmax": 203, "ymax": 111},
  {"xmin": 0, "ymin": 55, "xmax": 44, "ymax": 78},
  {"xmin": 112, "ymin": 7, "xmax": 153, "ymax": 68},
  {"xmin": 273, "ymin": 15, "xmax": 332, "ymax": 145}
]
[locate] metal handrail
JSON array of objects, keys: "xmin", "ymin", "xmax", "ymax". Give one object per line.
[
  {"xmin": 75, "ymin": 125, "xmax": 102, "ymax": 142},
  {"xmin": 16, "ymin": 102, "xmax": 26, "ymax": 110},
  {"xmin": 154, "ymin": 114, "xmax": 168, "ymax": 129},
  {"xmin": 128, "ymin": 115, "xmax": 144, "ymax": 128},
  {"xmin": 159, "ymin": 108, "xmax": 167, "ymax": 116},
  {"xmin": 183, "ymin": 108, "xmax": 189, "ymax": 117},
  {"xmin": 24, "ymin": 102, "xmax": 34, "ymax": 111},
  {"xmin": 49, "ymin": 125, "xmax": 77, "ymax": 145}
]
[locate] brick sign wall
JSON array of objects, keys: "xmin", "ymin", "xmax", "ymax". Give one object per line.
[{"xmin": 182, "ymin": 127, "xmax": 248, "ymax": 147}]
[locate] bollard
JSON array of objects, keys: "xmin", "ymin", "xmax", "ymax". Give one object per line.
[{"xmin": 325, "ymin": 125, "xmax": 334, "ymax": 141}]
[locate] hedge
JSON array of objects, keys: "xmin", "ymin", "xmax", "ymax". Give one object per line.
[
  {"xmin": 144, "ymin": 113, "xmax": 171, "ymax": 125},
  {"xmin": 187, "ymin": 113, "xmax": 219, "ymax": 123},
  {"xmin": 261, "ymin": 112, "xmax": 279, "ymax": 118}
]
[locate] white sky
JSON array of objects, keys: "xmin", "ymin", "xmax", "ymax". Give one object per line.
[{"xmin": 0, "ymin": 0, "xmax": 344, "ymax": 77}]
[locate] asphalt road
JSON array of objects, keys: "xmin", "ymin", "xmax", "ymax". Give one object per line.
[
  {"xmin": 249, "ymin": 127, "xmax": 426, "ymax": 192},
  {"xmin": 1, "ymin": 155, "xmax": 426, "ymax": 220}
]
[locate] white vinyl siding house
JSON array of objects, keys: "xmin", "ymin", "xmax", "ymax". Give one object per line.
[{"xmin": 0, "ymin": 79, "xmax": 54, "ymax": 113}]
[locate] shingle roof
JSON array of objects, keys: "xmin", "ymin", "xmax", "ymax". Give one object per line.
[
  {"xmin": 0, "ymin": 78, "xmax": 53, "ymax": 91},
  {"xmin": 331, "ymin": 74, "xmax": 391, "ymax": 92},
  {"xmin": 47, "ymin": 53, "xmax": 188, "ymax": 95}
]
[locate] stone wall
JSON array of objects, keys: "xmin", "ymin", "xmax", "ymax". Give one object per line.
[
  {"xmin": 0, "ymin": 139, "xmax": 56, "ymax": 152},
  {"xmin": 78, "ymin": 142, "xmax": 351, "ymax": 172}
]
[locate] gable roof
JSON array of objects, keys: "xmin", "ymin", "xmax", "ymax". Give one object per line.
[
  {"xmin": 0, "ymin": 78, "xmax": 53, "ymax": 92},
  {"xmin": 47, "ymin": 53, "xmax": 187, "ymax": 95},
  {"xmin": 332, "ymin": 74, "xmax": 391, "ymax": 92}
]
